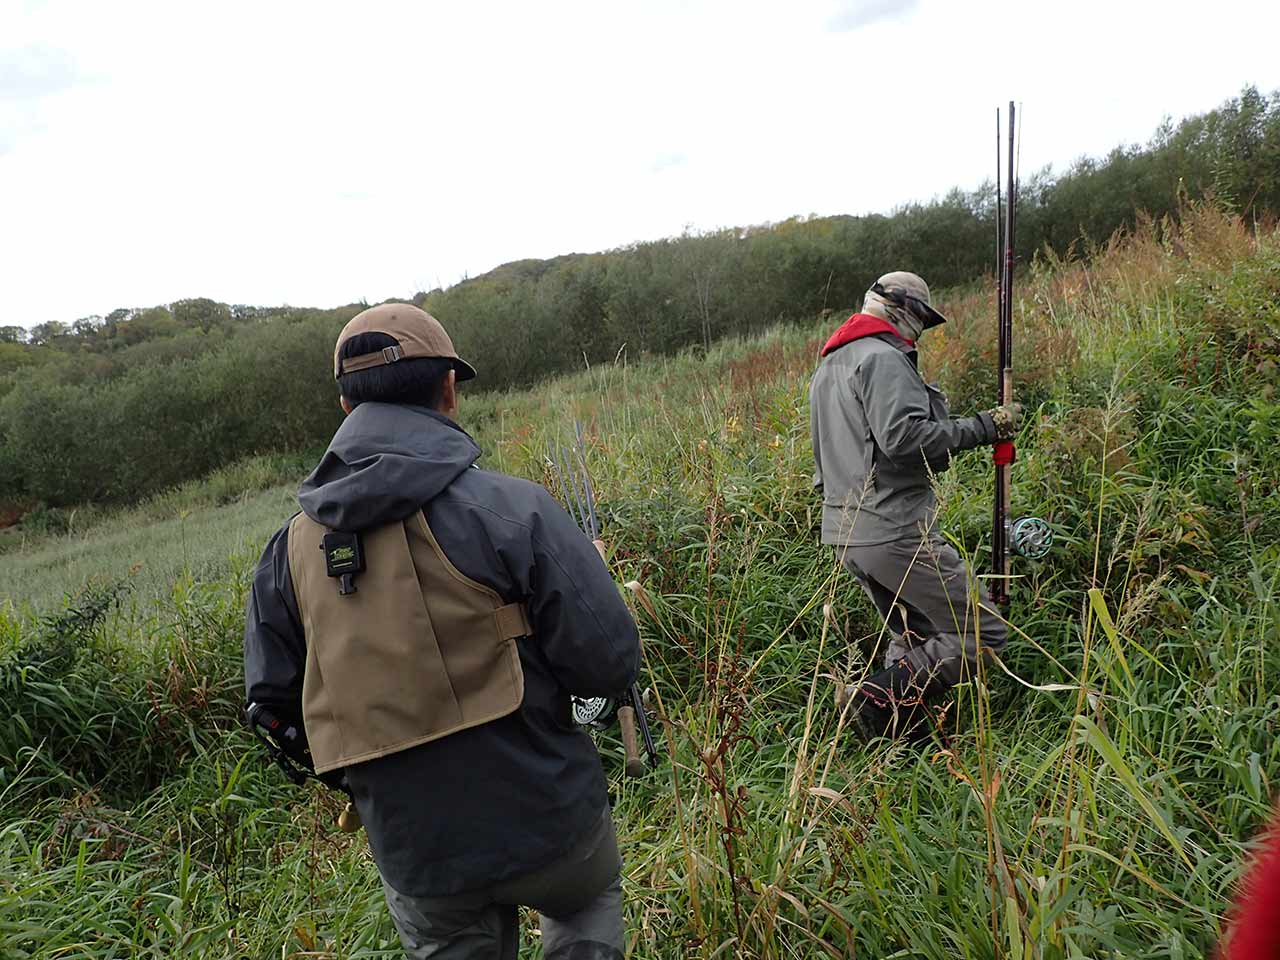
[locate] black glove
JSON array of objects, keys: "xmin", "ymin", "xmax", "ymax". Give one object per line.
[
  {"xmin": 245, "ymin": 701, "xmax": 315, "ymax": 783},
  {"xmin": 246, "ymin": 702, "xmax": 351, "ymax": 795}
]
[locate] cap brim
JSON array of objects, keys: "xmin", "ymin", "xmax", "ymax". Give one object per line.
[
  {"xmin": 920, "ymin": 302, "xmax": 948, "ymax": 329},
  {"xmin": 453, "ymin": 358, "xmax": 478, "ymax": 382}
]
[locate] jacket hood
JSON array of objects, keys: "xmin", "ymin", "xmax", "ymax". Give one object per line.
[{"xmin": 298, "ymin": 402, "xmax": 481, "ymax": 531}]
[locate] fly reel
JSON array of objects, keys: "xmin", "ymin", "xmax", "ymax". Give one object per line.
[
  {"xmin": 570, "ymin": 695, "xmax": 616, "ymax": 728},
  {"xmin": 1010, "ymin": 516, "xmax": 1052, "ymax": 560}
]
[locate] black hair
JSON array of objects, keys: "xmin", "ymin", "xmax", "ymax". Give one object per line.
[{"xmin": 337, "ymin": 331, "xmax": 453, "ymax": 409}]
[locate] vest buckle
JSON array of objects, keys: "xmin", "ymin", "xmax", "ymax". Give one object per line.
[{"xmin": 320, "ymin": 531, "xmax": 365, "ymax": 596}]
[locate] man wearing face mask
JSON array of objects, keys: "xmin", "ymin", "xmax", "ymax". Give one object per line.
[{"xmin": 809, "ymin": 271, "xmax": 1021, "ymax": 742}]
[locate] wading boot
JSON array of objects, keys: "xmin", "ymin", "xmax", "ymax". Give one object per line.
[{"xmin": 836, "ymin": 660, "xmax": 949, "ymax": 744}]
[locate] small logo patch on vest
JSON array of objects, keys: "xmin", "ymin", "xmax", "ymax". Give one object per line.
[{"xmin": 320, "ymin": 532, "xmax": 365, "ymax": 596}]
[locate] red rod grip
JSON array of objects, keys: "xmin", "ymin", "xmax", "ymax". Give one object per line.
[{"xmin": 993, "ymin": 442, "xmax": 1016, "ymax": 466}]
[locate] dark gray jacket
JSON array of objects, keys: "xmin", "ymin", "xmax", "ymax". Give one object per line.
[
  {"xmin": 810, "ymin": 334, "xmax": 996, "ymax": 545},
  {"xmin": 243, "ymin": 402, "xmax": 640, "ymax": 897}
]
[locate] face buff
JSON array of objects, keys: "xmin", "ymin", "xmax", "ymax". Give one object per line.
[
  {"xmin": 861, "ymin": 286, "xmax": 927, "ymax": 342},
  {"xmin": 858, "ymin": 272, "xmax": 948, "ymax": 343}
]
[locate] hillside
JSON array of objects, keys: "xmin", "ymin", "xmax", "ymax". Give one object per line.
[
  {"xmin": 1, "ymin": 203, "xmax": 1277, "ymax": 957},
  {"xmin": 2, "ymin": 86, "xmax": 1277, "ymax": 511}
]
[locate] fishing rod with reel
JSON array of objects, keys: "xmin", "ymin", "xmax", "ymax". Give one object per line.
[
  {"xmin": 548, "ymin": 424, "xmax": 659, "ymax": 778},
  {"xmin": 992, "ymin": 101, "xmax": 1053, "ymax": 608}
]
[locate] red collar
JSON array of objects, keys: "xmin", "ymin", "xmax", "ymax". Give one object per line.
[{"xmin": 820, "ymin": 313, "xmax": 913, "ymax": 357}]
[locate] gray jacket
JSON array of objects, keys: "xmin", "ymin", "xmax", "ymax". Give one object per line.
[
  {"xmin": 244, "ymin": 403, "xmax": 640, "ymax": 897},
  {"xmin": 810, "ymin": 333, "xmax": 995, "ymax": 545}
]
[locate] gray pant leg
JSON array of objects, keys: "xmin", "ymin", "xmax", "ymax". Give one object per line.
[
  {"xmin": 840, "ymin": 537, "xmax": 1007, "ymax": 685},
  {"xmin": 382, "ymin": 881, "xmax": 518, "ymax": 960},
  {"xmin": 848, "ymin": 565, "xmax": 934, "ymax": 668},
  {"xmin": 380, "ymin": 808, "xmax": 620, "ymax": 960},
  {"xmin": 538, "ymin": 876, "xmax": 623, "ymax": 959},
  {"xmin": 840, "ymin": 544, "xmax": 954, "ymax": 668},
  {"xmin": 494, "ymin": 808, "xmax": 624, "ymax": 959}
]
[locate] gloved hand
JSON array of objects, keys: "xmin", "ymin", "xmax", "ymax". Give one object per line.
[
  {"xmin": 246, "ymin": 701, "xmax": 316, "ymax": 779},
  {"xmin": 984, "ymin": 403, "xmax": 1023, "ymax": 441}
]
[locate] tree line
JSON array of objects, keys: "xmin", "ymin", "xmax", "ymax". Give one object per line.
[{"xmin": 2, "ymin": 86, "xmax": 1277, "ymax": 508}]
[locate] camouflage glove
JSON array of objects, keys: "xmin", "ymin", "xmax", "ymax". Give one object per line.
[{"xmin": 985, "ymin": 403, "xmax": 1023, "ymax": 441}]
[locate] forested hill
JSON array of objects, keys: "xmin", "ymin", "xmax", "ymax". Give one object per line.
[{"xmin": 1, "ymin": 86, "xmax": 1277, "ymax": 508}]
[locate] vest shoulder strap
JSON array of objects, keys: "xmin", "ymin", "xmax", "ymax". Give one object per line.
[{"xmin": 405, "ymin": 510, "xmax": 533, "ymax": 640}]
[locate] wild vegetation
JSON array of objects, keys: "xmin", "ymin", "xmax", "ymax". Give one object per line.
[
  {"xmin": 1, "ymin": 202, "xmax": 1277, "ymax": 957},
  {"xmin": 2, "ymin": 86, "xmax": 1278, "ymax": 509}
]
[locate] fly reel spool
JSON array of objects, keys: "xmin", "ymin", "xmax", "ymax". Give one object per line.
[
  {"xmin": 1010, "ymin": 516, "xmax": 1052, "ymax": 560},
  {"xmin": 570, "ymin": 695, "xmax": 616, "ymax": 728}
]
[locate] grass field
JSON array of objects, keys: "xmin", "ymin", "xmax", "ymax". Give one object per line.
[{"xmin": 2, "ymin": 203, "xmax": 1278, "ymax": 958}]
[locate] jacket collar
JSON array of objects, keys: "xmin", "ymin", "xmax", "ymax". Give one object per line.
[{"xmin": 820, "ymin": 313, "xmax": 914, "ymax": 357}]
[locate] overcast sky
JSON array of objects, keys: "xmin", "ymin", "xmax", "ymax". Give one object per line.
[{"xmin": 4, "ymin": 0, "xmax": 1279, "ymax": 328}]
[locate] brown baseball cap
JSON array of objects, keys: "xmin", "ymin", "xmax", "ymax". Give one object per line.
[{"xmin": 333, "ymin": 303, "xmax": 477, "ymax": 382}]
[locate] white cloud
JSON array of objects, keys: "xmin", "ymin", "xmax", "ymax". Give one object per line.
[
  {"xmin": 0, "ymin": 43, "xmax": 91, "ymax": 155},
  {"xmin": 1, "ymin": 0, "xmax": 1278, "ymax": 326},
  {"xmin": 826, "ymin": 0, "xmax": 920, "ymax": 32},
  {"xmin": 649, "ymin": 152, "xmax": 688, "ymax": 174},
  {"xmin": 0, "ymin": 44, "xmax": 83, "ymax": 99}
]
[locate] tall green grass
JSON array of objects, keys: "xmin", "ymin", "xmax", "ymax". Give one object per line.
[{"xmin": 1, "ymin": 203, "xmax": 1277, "ymax": 957}]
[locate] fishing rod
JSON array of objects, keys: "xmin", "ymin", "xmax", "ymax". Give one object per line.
[
  {"xmin": 992, "ymin": 101, "xmax": 1052, "ymax": 609},
  {"xmin": 548, "ymin": 425, "xmax": 659, "ymax": 777}
]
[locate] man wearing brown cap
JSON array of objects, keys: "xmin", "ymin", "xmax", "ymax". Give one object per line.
[
  {"xmin": 243, "ymin": 303, "xmax": 639, "ymax": 959},
  {"xmin": 810, "ymin": 272, "xmax": 1021, "ymax": 742}
]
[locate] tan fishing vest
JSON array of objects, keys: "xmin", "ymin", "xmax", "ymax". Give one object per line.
[{"xmin": 287, "ymin": 510, "xmax": 530, "ymax": 774}]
